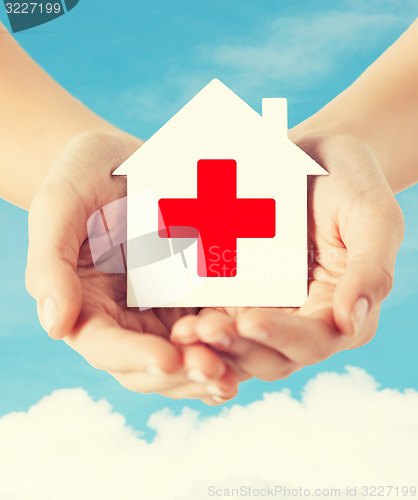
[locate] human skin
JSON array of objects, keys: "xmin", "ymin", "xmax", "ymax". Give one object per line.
[
  {"xmin": 2, "ymin": 20, "xmax": 417, "ymax": 400},
  {"xmin": 294, "ymin": 18, "xmax": 418, "ymax": 194},
  {"xmin": 171, "ymin": 20, "xmax": 418, "ymax": 379},
  {"xmin": 0, "ymin": 22, "xmax": 127, "ymax": 207},
  {"xmin": 0, "ymin": 22, "xmax": 239, "ymax": 404},
  {"xmin": 171, "ymin": 135, "xmax": 405, "ymax": 381},
  {"xmin": 26, "ymin": 132, "xmax": 240, "ymax": 403}
]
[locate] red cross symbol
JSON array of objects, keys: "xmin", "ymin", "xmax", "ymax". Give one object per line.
[{"xmin": 158, "ymin": 159, "xmax": 276, "ymax": 277}]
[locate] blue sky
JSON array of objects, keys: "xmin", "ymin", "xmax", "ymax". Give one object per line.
[{"xmin": 0, "ymin": 1, "xmax": 417, "ymax": 440}]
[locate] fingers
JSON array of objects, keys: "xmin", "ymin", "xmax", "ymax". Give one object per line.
[
  {"xmin": 65, "ymin": 307, "xmax": 182, "ymax": 374},
  {"xmin": 182, "ymin": 343, "xmax": 227, "ymax": 381},
  {"xmin": 171, "ymin": 314, "xmax": 200, "ymax": 344},
  {"xmin": 114, "ymin": 362, "xmax": 239, "ymax": 405},
  {"xmin": 235, "ymin": 308, "xmax": 348, "ymax": 366},
  {"xmin": 161, "ymin": 365, "xmax": 240, "ymax": 405},
  {"xmin": 66, "ymin": 307, "xmax": 238, "ymax": 405},
  {"xmin": 201, "ymin": 366, "xmax": 240, "ymax": 404},
  {"xmin": 334, "ymin": 187, "xmax": 404, "ymax": 336},
  {"xmin": 172, "ymin": 310, "xmax": 234, "ymax": 349},
  {"xmin": 172, "ymin": 310, "xmax": 300, "ymax": 381},
  {"xmin": 26, "ymin": 177, "xmax": 85, "ymax": 339}
]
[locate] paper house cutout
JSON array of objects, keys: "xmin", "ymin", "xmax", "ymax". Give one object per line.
[{"xmin": 113, "ymin": 79, "xmax": 327, "ymax": 308}]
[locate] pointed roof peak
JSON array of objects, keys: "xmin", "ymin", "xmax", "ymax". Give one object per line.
[
  {"xmin": 113, "ymin": 79, "xmax": 326, "ymax": 177},
  {"xmin": 200, "ymin": 78, "xmax": 231, "ymax": 94},
  {"xmin": 187, "ymin": 78, "xmax": 256, "ymax": 115}
]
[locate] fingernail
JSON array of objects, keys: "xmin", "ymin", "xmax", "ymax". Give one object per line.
[
  {"xmin": 351, "ymin": 297, "xmax": 369, "ymax": 336},
  {"xmin": 239, "ymin": 328, "xmax": 269, "ymax": 341},
  {"xmin": 202, "ymin": 332, "xmax": 232, "ymax": 349},
  {"xmin": 175, "ymin": 335, "xmax": 196, "ymax": 344},
  {"xmin": 187, "ymin": 369, "xmax": 209, "ymax": 383},
  {"xmin": 206, "ymin": 384, "xmax": 226, "ymax": 397},
  {"xmin": 40, "ymin": 297, "xmax": 57, "ymax": 334},
  {"xmin": 146, "ymin": 366, "xmax": 167, "ymax": 377},
  {"xmin": 216, "ymin": 333, "xmax": 232, "ymax": 348},
  {"xmin": 212, "ymin": 395, "xmax": 227, "ymax": 404}
]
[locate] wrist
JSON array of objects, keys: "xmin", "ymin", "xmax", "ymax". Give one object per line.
[
  {"xmin": 289, "ymin": 115, "xmax": 398, "ymax": 193},
  {"xmin": 25, "ymin": 125, "xmax": 139, "ymax": 211}
]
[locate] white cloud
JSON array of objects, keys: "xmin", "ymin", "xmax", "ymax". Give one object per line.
[
  {"xmin": 0, "ymin": 367, "xmax": 417, "ymax": 500},
  {"xmin": 115, "ymin": 7, "xmax": 416, "ymax": 133},
  {"xmin": 201, "ymin": 11, "xmax": 413, "ymax": 92}
]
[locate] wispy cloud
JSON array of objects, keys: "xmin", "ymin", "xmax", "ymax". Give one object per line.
[
  {"xmin": 201, "ymin": 12, "xmax": 402, "ymax": 90},
  {"xmin": 1, "ymin": 367, "xmax": 417, "ymax": 499},
  {"xmin": 114, "ymin": 6, "xmax": 416, "ymax": 136},
  {"xmin": 200, "ymin": 3, "xmax": 416, "ymax": 93}
]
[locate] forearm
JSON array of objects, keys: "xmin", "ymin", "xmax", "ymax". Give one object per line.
[
  {"xmin": 291, "ymin": 20, "xmax": 418, "ymax": 194},
  {"xmin": 0, "ymin": 23, "xmax": 132, "ymax": 209}
]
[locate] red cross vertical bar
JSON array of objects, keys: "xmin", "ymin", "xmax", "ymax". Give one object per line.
[{"xmin": 158, "ymin": 159, "xmax": 276, "ymax": 277}]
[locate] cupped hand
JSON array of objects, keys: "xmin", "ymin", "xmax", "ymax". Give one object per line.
[
  {"xmin": 25, "ymin": 132, "xmax": 239, "ymax": 404},
  {"xmin": 171, "ymin": 133, "xmax": 405, "ymax": 381}
]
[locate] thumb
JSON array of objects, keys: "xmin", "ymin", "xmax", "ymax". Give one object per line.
[
  {"xmin": 333, "ymin": 190, "xmax": 404, "ymax": 337},
  {"xmin": 26, "ymin": 177, "xmax": 84, "ymax": 339}
]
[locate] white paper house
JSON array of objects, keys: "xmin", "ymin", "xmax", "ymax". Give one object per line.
[{"xmin": 113, "ymin": 79, "xmax": 327, "ymax": 308}]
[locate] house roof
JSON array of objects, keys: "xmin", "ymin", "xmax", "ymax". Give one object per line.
[{"xmin": 113, "ymin": 79, "xmax": 327, "ymax": 177}]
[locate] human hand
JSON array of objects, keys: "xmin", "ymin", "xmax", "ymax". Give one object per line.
[
  {"xmin": 171, "ymin": 134, "xmax": 405, "ymax": 381},
  {"xmin": 25, "ymin": 132, "xmax": 239, "ymax": 404}
]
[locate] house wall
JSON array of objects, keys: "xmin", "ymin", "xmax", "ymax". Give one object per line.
[{"xmin": 119, "ymin": 89, "xmax": 314, "ymax": 308}]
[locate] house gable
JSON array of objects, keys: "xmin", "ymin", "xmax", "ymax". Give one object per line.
[
  {"xmin": 113, "ymin": 79, "xmax": 326, "ymax": 178},
  {"xmin": 114, "ymin": 79, "xmax": 262, "ymax": 176}
]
